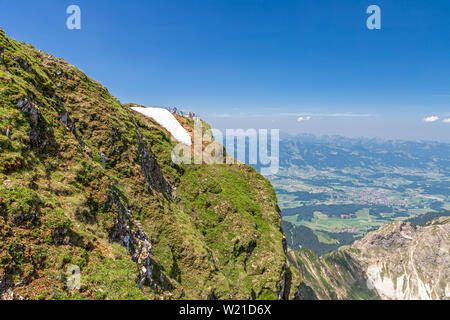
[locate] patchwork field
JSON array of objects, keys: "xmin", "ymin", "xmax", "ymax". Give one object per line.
[{"xmin": 270, "ymin": 135, "xmax": 450, "ymax": 254}]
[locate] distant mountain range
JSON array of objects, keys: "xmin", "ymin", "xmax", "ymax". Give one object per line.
[
  {"xmin": 278, "ymin": 133, "xmax": 450, "ymax": 172},
  {"xmin": 280, "ymin": 132, "xmax": 450, "ymax": 147}
]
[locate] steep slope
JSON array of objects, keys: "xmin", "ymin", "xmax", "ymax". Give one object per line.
[
  {"xmin": 288, "ymin": 249, "xmax": 380, "ymax": 300},
  {"xmin": 352, "ymin": 216, "xmax": 449, "ymax": 300},
  {"xmin": 0, "ymin": 29, "xmax": 299, "ymax": 300},
  {"xmin": 290, "ymin": 217, "xmax": 450, "ymax": 300}
]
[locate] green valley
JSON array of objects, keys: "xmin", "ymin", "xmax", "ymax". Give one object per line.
[{"xmin": 270, "ymin": 134, "xmax": 450, "ymax": 254}]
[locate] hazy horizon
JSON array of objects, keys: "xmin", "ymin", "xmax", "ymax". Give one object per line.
[{"xmin": 203, "ymin": 114, "xmax": 450, "ymax": 143}]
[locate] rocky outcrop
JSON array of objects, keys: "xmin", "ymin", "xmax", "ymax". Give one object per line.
[
  {"xmin": 135, "ymin": 127, "xmax": 172, "ymax": 196},
  {"xmin": 0, "ymin": 265, "xmax": 26, "ymax": 300},
  {"xmin": 12, "ymin": 55, "xmax": 32, "ymax": 72},
  {"xmin": 104, "ymin": 183, "xmax": 172, "ymax": 291},
  {"xmin": 277, "ymin": 265, "xmax": 287, "ymax": 300},
  {"xmin": 353, "ymin": 217, "xmax": 449, "ymax": 300},
  {"xmin": 60, "ymin": 109, "xmax": 92, "ymax": 156},
  {"xmin": 292, "ymin": 217, "xmax": 450, "ymax": 300},
  {"xmin": 16, "ymin": 98, "xmax": 49, "ymax": 151},
  {"xmin": 0, "ymin": 288, "xmax": 25, "ymax": 300},
  {"xmin": 0, "ymin": 267, "xmax": 13, "ymax": 300}
]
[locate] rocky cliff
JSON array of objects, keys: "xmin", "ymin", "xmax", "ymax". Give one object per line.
[
  {"xmin": 0, "ymin": 29, "xmax": 300, "ymax": 300},
  {"xmin": 290, "ymin": 217, "xmax": 450, "ymax": 300}
]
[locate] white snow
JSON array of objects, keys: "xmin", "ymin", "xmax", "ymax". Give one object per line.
[
  {"xmin": 131, "ymin": 107, "xmax": 192, "ymax": 146},
  {"xmin": 366, "ymin": 263, "xmax": 433, "ymax": 300}
]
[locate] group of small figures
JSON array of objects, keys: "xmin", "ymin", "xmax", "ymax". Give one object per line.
[{"xmin": 167, "ymin": 107, "xmax": 199, "ymax": 119}]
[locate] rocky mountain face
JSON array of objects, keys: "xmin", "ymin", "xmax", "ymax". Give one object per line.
[
  {"xmin": 0, "ymin": 29, "xmax": 300, "ymax": 300},
  {"xmin": 353, "ymin": 217, "xmax": 449, "ymax": 300},
  {"xmin": 289, "ymin": 217, "xmax": 450, "ymax": 300}
]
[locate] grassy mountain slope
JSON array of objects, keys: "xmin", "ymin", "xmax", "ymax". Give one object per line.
[{"xmin": 0, "ymin": 29, "xmax": 299, "ymax": 300}]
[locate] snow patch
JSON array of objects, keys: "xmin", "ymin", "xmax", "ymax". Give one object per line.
[
  {"xmin": 366, "ymin": 263, "xmax": 433, "ymax": 300},
  {"xmin": 132, "ymin": 107, "xmax": 192, "ymax": 146},
  {"xmin": 366, "ymin": 264, "xmax": 397, "ymax": 298}
]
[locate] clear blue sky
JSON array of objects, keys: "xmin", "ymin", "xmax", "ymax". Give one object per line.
[{"xmin": 1, "ymin": 0, "xmax": 449, "ymax": 141}]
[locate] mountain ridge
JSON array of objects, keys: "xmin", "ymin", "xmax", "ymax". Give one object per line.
[
  {"xmin": 289, "ymin": 216, "xmax": 450, "ymax": 300},
  {"xmin": 0, "ymin": 29, "xmax": 300, "ymax": 300}
]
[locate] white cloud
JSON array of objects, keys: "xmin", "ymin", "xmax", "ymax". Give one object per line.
[
  {"xmin": 443, "ymin": 118, "xmax": 450, "ymax": 123},
  {"xmin": 423, "ymin": 116, "xmax": 440, "ymax": 123},
  {"xmin": 297, "ymin": 116, "xmax": 312, "ymax": 122}
]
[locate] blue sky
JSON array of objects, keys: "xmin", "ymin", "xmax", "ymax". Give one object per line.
[{"xmin": 0, "ymin": 0, "xmax": 449, "ymax": 141}]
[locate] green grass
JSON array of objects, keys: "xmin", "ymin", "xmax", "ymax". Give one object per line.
[
  {"xmin": 0, "ymin": 30, "xmax": 291, "ymax": 300},
  {"xmin": 85, "ymin": 259, "xmax": 148, "ymax": 300},
  {"xmin": 314, "ymin": 231, "xmax": 339, "ymax": 245}
]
